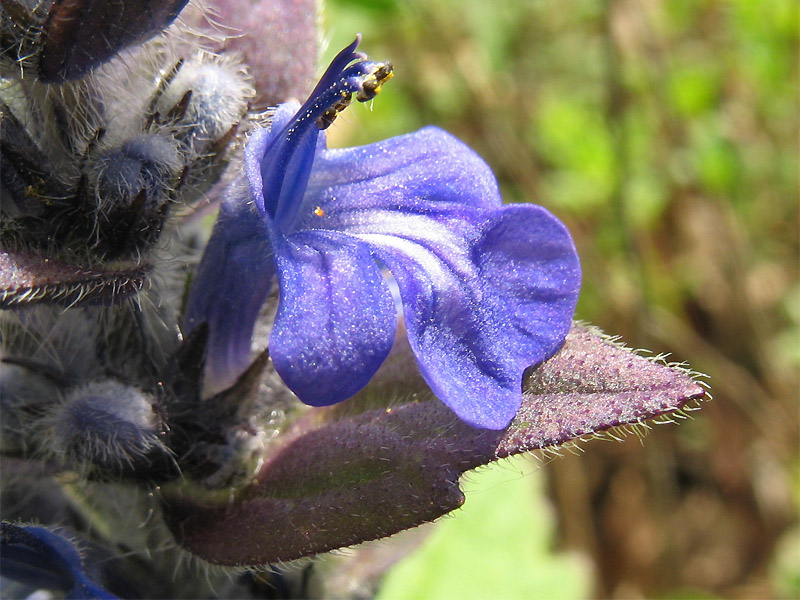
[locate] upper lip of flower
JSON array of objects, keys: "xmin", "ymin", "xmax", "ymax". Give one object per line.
[
  {"xmin": 184, "ymin": 37, "xmax": 581, "ymax": 430},
  {"xmin": 254, "ymin": 37, "xmax": 393, "ymax": 231}
]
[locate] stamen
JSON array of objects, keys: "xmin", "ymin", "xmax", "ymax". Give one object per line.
[
  {"xmin": 357, "ymin": 63, "xmax": 394, "ymax": 102},
  {"xmin": 314, "ymin": 61, "xmax": 394, "ymax": 130},
  {"xmin": 259, "ymin": 39, "xmax": 393, "ymax": 228}
]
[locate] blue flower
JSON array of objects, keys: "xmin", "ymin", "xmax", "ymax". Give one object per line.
[{"xmin": 184, "ymin": 38, "xmax": 581, "ymax": 430}]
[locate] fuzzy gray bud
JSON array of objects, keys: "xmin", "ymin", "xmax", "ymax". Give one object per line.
[
  {"xmin": 155, "ymin": 55, "xmax": 252, "ymax": 156},
  {"xmin": 40, "ymin": 379, "xmax": 166, "ymax": 473},
  {"xmin": 89, "ymin": 133, "xmax": 182, "ymax": 255}
]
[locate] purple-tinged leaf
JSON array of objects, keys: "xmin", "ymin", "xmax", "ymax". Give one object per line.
[
  {"xmin": 163, "ymin": 324, "xmax": 707, "ymax": 566},
  {"xmin": 39, "ymin": 0, "xmax": 190, "ymax": 83},
  {"xmin": 0, "ymin": 250, "xmax": 146, "ymax": 308}
]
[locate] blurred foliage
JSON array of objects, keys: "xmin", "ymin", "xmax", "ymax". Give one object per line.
[{"xmin": 323, "ymin": 0, "xmax": 799, "ymax": 598}]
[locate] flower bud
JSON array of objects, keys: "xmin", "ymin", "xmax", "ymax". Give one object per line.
[
  {"xmin": 90, "ymin": 133, "xmax": 182, "ymax": 257},
  {"xmin": 154, "ymin": 55, "xmax": 252, "ymax": 157},
  {"xmin": 40, "ymin": 380, "xmax": 166, "ymax": 474}
]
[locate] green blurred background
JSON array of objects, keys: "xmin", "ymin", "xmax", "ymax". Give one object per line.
[{"xmin": 320, "ymin": 1, "xmax": 799, "ymax": 598}]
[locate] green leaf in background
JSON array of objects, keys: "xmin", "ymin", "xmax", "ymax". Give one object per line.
[
  {"xmin": 377, "ymin": 456, "xmax": 591, "ymax": 600},
  {"xmin": 533, "ymin": 93, "xmax": 615, "ymax": 212},
  {"xmin": 668, "ymin": 65, "xmax": 720, "ymax": 117}
]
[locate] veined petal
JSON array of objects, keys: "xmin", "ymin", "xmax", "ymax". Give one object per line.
[
  {"xmin": 359, "ymin": 204, "xmax": 580, "ymax": 430},
  {"xmin": 283, "ymin": 125, "xmax": 580, "ymax": 428},
  {"xmin": 474, "ymin": 204, "xmax": 581, "ymax": 366},
  {"xmin": 183, "ymin": 181, "xmax": 275, "ymax": 395},
  {"xmin": 186, "ymin": 38, "xmax": 581, "ymax": 429},
  {"xmin": 269, "ymin": 230, "xmax": 397, "ymax": 406},
  {"xmin": 296, "ymin": 126, "xmax": 502, "ymax": 234}
]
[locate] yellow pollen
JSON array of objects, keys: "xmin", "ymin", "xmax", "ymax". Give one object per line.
[{"xmin": 313, "ymin": 206, "xmax": 325, "ymax": 217}]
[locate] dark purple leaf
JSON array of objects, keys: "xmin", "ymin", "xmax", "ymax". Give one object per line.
[
  {"xmin": 163, "ymin": 324, "xmax": 707, "ymax": 566},
  {"xmin": 39, "ymin": 0, "xmax": 189, "ymax": 83},
  {"xmin": 0, "ymin": 250, "xmax": 146, "ymax": 308}
]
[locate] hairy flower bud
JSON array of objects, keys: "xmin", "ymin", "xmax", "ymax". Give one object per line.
[
  {"xmin": 154, "ymin": 54, "xmax": 251, "ymax": 156},
  {"xmin": 89, "ymin": 133, "xmax": 182, "ymax": 256},
  {"xmin": 39, "ymin": 379, "xmax": 166, "ymax": 474}
]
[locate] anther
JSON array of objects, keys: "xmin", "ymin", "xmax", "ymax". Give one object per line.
[{"xmin": 357, "ymin": 62, "xmax": 394, "ymax": 102}]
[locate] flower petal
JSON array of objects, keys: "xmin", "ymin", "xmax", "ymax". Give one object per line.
[
  {"xmin": 474, "ymin": 204, "xmax": 581, "ymax": 366},
  {"xmin": 269, "ymin": 230, "xmax": 397, "ymax": 406},
  {"xmin": 183, "ymin": 181, "xmax": 275, "ymax": 394},
  {"xmin": 296, "ymin": 126, "xmax": 502, "ymax": 234},
  {"xmin": 285, "ymin": 125, "xmax": 580, "ymax": 428},
  {"xmin": 362, "ymin": 204, "xmax": 580, "ymax": 430},
  {"xmin": 245, "ymin": 101, "xmax": 331, "ymax": 227}
]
